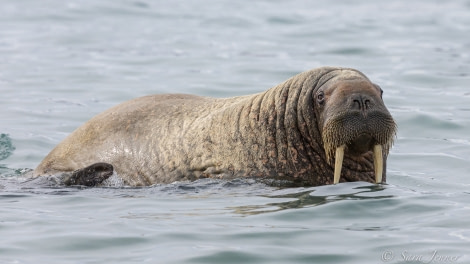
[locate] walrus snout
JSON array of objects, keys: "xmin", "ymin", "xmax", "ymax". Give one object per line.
[{"xmin": 319, "ymin": 77, "xmax": 396, "ymax": 185}]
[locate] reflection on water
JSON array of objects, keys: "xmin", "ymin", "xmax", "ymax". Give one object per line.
[
  {"xmin": 1, "ymin": 176, "xmax": 395, "ymax": 217},
  {"xmin": 231, "ymin": 183, "xmax": 394, "ymax": 215}
]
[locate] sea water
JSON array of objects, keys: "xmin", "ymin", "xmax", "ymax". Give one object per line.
[{"xmin": 1, "ymin": 0, "xmax": 469, "ymax": 263}]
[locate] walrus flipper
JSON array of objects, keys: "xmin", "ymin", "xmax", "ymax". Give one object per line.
[{"xmin": 63, "ymin": 163, "xmax": 114, "ymax": 187}]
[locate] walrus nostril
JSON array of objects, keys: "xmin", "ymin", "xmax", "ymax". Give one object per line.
[{"xmin": 353, "ymin": 99, "xmax": 361, "ymax": 110}]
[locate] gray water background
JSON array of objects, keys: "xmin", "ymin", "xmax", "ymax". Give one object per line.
[{"xmin": 1, "ymin": 0, "xmax": 470, "ymax": 263}]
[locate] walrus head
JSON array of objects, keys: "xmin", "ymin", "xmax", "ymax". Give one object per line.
[{"xmin": 313, "ymin": 69, "xmax": 397, "ymax": 184}]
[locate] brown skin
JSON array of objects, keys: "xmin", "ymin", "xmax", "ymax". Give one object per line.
[{"xmin": 33, "ymin": 67, "xmax": 396, "ymax": 187}]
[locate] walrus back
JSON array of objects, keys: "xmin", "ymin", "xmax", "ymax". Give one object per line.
[
  {"xmin": 33, "ymin": 93, "xmax": 255, "ymax": 185},
  {"xmin": 33, "ymin": 94, "xmax": 209, "ymax": 180}
]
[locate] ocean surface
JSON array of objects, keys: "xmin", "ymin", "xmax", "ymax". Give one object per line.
[{"xmin": 1, "ymin": 0, "xmax": 470, "ymax": 263}]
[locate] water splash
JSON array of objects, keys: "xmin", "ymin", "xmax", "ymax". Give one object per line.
[{"xmin": 0, "ymin": 133, "xmax": 15, "ymax": 161}]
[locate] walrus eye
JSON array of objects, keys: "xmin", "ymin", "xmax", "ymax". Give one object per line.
[{"xmin": 316, "ymin": 91, "xmax": 325, "ymax": 105}]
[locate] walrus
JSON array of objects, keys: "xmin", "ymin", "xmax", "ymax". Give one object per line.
[{"xmin": 32, "ymin": 67, "xmax": 396, "ymax": 187}]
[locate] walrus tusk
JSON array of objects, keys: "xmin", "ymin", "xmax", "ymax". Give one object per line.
[
  {"xmin": 373, "ymin": 144, "xmax": 383, "ymax": 183},
  {"xmin": 333, "ymin": 145, "xmax": 345, "ymax": 184}
]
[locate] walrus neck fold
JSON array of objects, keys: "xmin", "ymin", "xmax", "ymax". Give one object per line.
[{"xmin": 230, "ymin": 73, "xmax": 334, "ymax": 186}]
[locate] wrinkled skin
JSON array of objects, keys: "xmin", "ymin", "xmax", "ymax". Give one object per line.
[{"xmin": 33, "ymin": 67, "xmax": 396, "ymax": 187}]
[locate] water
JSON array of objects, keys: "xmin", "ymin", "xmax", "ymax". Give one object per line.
[{"xmin": 1, "ymin": 0, "xmax": 470, "ymax": 263}]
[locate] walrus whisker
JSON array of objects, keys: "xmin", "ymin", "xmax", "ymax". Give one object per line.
[
  {"xmin": 373, "ymin": 144, "xmax": 383, "ymax": 183},
  {"xmin": 333, "ymin": 144, "xmax": 345, "ymax": 184}
]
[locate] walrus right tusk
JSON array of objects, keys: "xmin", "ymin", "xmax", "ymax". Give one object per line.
[
  {"xmin": 373, "ymin": 145, "xmax": 383, "ymax": 183},
  {"xmin": 333, "ymin": 145, "xmax": 345, "ymax": 184}
]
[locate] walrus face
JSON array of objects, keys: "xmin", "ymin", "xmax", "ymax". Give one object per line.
[{"xmin": 315, "ymin": 76, "xmax": 396, "ymax": 184}]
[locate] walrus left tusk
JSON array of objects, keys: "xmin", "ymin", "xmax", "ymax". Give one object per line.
[
  {"xmin": 333, "ymin": 145, "xmax": 345, "ymax": 184},
  {"xmin": 373, "ymin": 145, "xmax": 383, "ymax": 183}
]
